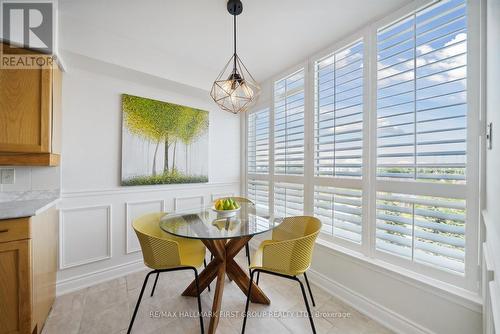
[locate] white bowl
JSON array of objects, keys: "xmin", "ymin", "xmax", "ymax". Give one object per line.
[{"xmin": 211, "ymin": 206, "xmax": 241, "ymax": 217}]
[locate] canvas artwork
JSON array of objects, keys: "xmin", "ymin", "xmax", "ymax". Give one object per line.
[{"xmin": 121, "ymin": 94, "xmax": 209, "ymax": 186}]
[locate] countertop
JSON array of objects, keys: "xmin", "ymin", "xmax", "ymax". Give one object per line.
[{"xmin": 0, "ymin": 191, "xmax": 60, "ymax": 220}]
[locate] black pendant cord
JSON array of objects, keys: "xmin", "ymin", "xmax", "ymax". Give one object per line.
[{"xmin": 233, "ymin": 13, "xmax": 237, "ymax": 73}]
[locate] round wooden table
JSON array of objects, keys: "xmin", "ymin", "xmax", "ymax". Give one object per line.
[{"xmin": 159, "ymin": 203, "xmax": 282, "ymax": 334}]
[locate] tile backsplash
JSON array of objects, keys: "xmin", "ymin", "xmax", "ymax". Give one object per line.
[{"xmin": 0, "ymin": 166, "xmax": 60, "ymax": 192}]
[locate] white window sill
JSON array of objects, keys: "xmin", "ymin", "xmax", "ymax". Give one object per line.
[{"xmin": 315, "ymin": 237, "xmax": 482, "ymax": 313}]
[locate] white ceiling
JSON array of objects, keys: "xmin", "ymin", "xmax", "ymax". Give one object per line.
[{"xmin": 59, "ymin": 0, "xmax": 413, "ymax": 91}]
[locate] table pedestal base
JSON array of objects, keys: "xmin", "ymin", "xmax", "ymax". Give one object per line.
[{"xmin": 182, "ymin": 236, "xmax": 270, "ymax": 334}]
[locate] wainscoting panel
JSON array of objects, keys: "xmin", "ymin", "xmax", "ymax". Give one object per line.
[
  {"xmin": 174, "ymin": 195, "xmax": 205, "ymax": 211},
  {"xmin": 125, "ymin": 199, "xmax": 165, "ymax": 254},
  {"xmin": 59, "ymin": 205, "xmax": 112, "ymax": 269}
]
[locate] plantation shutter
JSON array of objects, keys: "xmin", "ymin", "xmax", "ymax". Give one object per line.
[
  {"xmin": 314, "ymin": 186, "xmax": 363, "ymax": 243},
  {"xmin": 376, "ymin": 192, "xmax": 465, "ymax": 273},
  {"xmin": 274, "ymin": 182, "xmax": 304, "ymax": 217},
  {"xmin": 314, "ymin": 41, "xmax": 364, "ymax": 178},
  {"xmin": 274, "ymin": 69, "xmax": 305, "ymax": 175},
  {"xmin": 247, "ymin": 108, "xmax": 270, "ymax": 174},
  {"xmin": 376, "ymin": 0, "xmax": 468, "ymax": 274},
  {"xmin": 377, "ymin": 0, "xmax": 467, "ymax": 183},
  {"xmin": 313, "ymin": 41, "xmax": 364, "ymax": 244},
  {"xmin": 247, "ymin": 179, "xmax": 269, "ymax": 214}
]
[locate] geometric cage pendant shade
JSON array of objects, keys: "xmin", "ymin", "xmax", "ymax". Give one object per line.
[
  {"xmin": 210, "ymin": 0, "xmax": 260, "ymax": 114},
  {"xmin": 210, "ymin": 53, "xmax": 260, "ymax": 114}
]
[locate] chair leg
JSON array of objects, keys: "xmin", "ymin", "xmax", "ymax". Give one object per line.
[
  {"xmin": 303, "ymin": 272, "xmax": 316, "ymax": 307},
  {"xmin": 193, "ymin": 268, "xmax": 205, "ymax": 334},
  {"xmin": 296, "ymin": 277, "xmax": 316, "ymax": 334},
  {"xmin": 245, "ymin": 244, "xmax": 251, "ymax": 265},
  {"xmin": 241, "ymin": 269, "xmax": 256, "ymax": 334},
  {"xmin": 245, "ymin": 244, "xmax": 251, "ymax": 276},
  {"xmin": 256, "ymin": 271, "xmax": 260, "ymax": 285},
  {"xmin": 150, "ymin": 272, "xmax": 160, "ymax": 297},
  {"xmin": 203, "ymin": 259, "xmax": 211, "ymax": 292},
  {"xmin": 127, "ymin": 271, "xmax": 154, "ymax": 334}
]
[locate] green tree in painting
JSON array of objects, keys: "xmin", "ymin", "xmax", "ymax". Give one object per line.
[
  {"xmin": 122, "ymin": 94, "xmax": 209, "ymax": 185},
  {"xmin": 162, "ymin": 103, "xmax": 183, "ymax": 173},
  {"xmin": 122, "ymin": 94, "xmax": 180, "ymax": 175},
  {"xmin": 172, "ymin": 106, "xmax": 209, "ymax": 171}
]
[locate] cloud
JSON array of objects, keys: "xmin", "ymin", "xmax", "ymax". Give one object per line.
[
  {"xmin": 419, "ymin": 33, "xmax": 467, "ymax": 84},
  {"xmin": 417, "ymin": 44, "xmax": 433, "ymax": 54},
  {"xmin": 378, "ymin": 33, "xmax": 467, "ymax": 88}
]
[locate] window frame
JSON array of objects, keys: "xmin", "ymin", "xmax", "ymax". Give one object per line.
[{"xmin": 243, "ymin": 0, "xmax": 481, "ymax": 292}]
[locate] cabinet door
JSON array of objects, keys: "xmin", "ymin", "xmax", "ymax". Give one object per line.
[
  {"xmin": 0, "ymin": 65, "xmax": 52, "ymax": 153},
  {"xmin": 31, "ymin": 207, "xmax": 58, "ymax": 333},
  {"xmin": 0, "ymin": 240, "xmax": 32, "ymax": 334}
]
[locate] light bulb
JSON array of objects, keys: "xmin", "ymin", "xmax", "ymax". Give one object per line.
[
  {"xmin": 220, "ymin": 79, "xmax": 235, "ymax": 95},
  {"xmin": 240, "ymin": 81, "xmax": 254, "ymax": 99}
]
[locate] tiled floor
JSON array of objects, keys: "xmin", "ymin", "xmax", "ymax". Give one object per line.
[{"xmin": 42, "ymin": 253, "xmax": 393, "ymax": 334}]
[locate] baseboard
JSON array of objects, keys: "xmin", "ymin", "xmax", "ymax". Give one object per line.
[
  {"xmin": 56, "ymin": 260, "xmax": 147, "ymax": 296},
  {"xmin": 307, "ymin": 269, "xmax": 435, "ymax": 334}
]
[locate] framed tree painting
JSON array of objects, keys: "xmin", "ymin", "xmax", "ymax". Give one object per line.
[{"xmin": 121, "ymin": 94, "xmax": 209, "ymax": 186}]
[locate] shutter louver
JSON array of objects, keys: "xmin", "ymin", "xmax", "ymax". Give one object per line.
[
  {"xmin": 247, "ymin": 179, "xmax": 269, "ymax": 215},
  {"xmin": 247, "ymin": 108, "xmax": 270, "ymax": 174},
  {"xmin": 314, "ymin": 186, "xmax": 362, "ymax": 243},
  {"xmin": 274, "ymin": 182, "xmax": 304, "ymax": 217},
  {"xmin": 376, "ymin": 192, "xmax": 465, "ymax": 273},
  {"xmin": 274, "ymin": 70, "xmax": 305, "ymax": 175}
]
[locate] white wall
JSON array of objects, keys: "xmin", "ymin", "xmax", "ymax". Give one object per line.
[
  {"xmin": 56, "ymin": 52, "xmax": 241, "ymax": 293},
  {"xmin": 309, "ymin": 243, "xmax": 482, "ymax": 334},
  {"xmin": 483, "ymin": 0, "xmax": 500, "ymax": 332}
]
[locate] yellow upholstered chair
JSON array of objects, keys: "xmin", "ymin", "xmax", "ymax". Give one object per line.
[
  {"xmin": 127, "ymin": 212, "xmax": 206, "ymax": 334},
  {"xmin": 242, "ymin": 216, "xmax": 321, "ymax": 334}
]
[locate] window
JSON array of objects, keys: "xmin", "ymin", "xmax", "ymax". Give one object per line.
[
  {"xmin": 247, "ymin": 107, "xmax": 270, "ymax": 174},
  {"xmin": 313, "ymin": 41, "xmax": 365, "ymax": 243},
  {"xmin": 274, "ymin": 69, "xmax": 305, "ymax": 175},
  {"xmin": 247, "ymin": 179, "xmax": 269, "ymax": 214},
  {"xmin": 246, "ymin": 0, "xmax": 477, "ymax": 288},
  {"xmin": 247, "ymin": 107, "xmax": 270, "ymax": 214},
  {"xmin": 315, "ymin": 41, "xmax": 364, "ymax": 178},
  {"xmin": 376, "ymin": 0, "xmax": 468, "ymax": 274},
  {"xmin": 274, "ymin": 182, "xmax": 304, "ymax": 217},
  {"xmin": 376, "ymin": 192, "xmax": 466, "ymax": 273},
  {"xmin": 377, "ymin": 0, "xmax": 467, "ymax": 182},
  {"xmin": 314, "ymin": 186, "xmax": 363, "ymax": 243}
]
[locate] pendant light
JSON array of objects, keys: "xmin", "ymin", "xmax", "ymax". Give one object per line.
[{"xmin": 210, "ymin": 0, "xmax": 260, "ymax": 114}]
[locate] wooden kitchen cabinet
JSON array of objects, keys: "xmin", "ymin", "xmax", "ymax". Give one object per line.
[
  {"xmin": 0, "ymin": 239, "xmax": 32, "ymax": 334},
  {"xmin": 0, "ymin": 206, "xmax": 58, "ymax": 334},
  {"xmin": 0, "ymin": 43, "xmax": 62, "ymax": 166}
]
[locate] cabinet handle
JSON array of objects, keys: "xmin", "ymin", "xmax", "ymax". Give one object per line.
[{"xmin": 0, "ymin": 229, "xmax": 9, "ymax": 233}]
